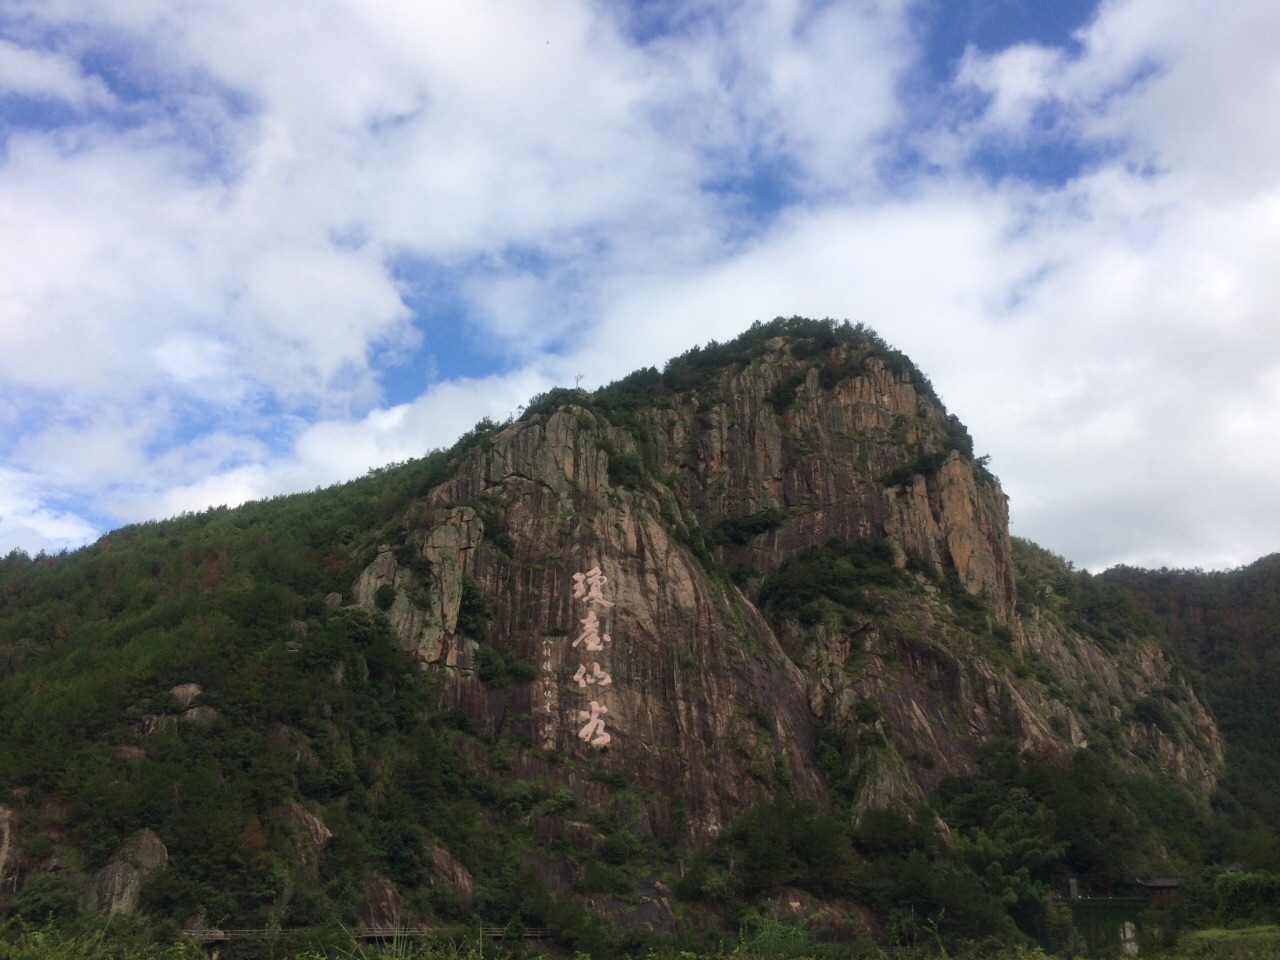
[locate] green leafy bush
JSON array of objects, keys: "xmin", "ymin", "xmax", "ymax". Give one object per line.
[
  {"xmin": 606, "ymin": 449, "xmax": 646, "ymax": 489},
  {"xmin": 474, "ymin": 644, "xmax": 536, "ymax": 688},
  {"xmin": 456, "ymin": 576, "xmax": 492, "ymax": 638},
  {"xmin": 711, "ymin": 508, "xmax": 787, "ymax": 546},
  {"xmin": 5, "ymin": 874, "xmax": 80, "ymax": 923},
  {"xmin": 374, "ymin": 583, "xmax": 397, "ymax": 611},
  {"xmin": 759, "ymin": 537, "xmax": 906, "ymax": 626},
  {"xmin": 717, "ymin": 797, "xmax": 860, "ymax": 899},
  {"xmin": 1214, "ymin": 872, "xmax": 1280, "ymax": 925},
  {"xmin": 767, "ymin": 372, "xmax": 806, "ymax": 413},
  {"xmin": 1133, "ymin": 693, "xmax": 1177, "ymax": 734}
]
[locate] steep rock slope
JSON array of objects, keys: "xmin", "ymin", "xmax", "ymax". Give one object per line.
[
  {"xmin": 0, "ymin": 318, "xmax": 1230, "ymax": 936},
  {"xmin": 354, "ymin": 406, "xmax": 829, "ymax": 841},
  {"xmin": 637, "ymin": 338, "xmax": 1015, "ymax": 620},
  {"xmin": 351, "ymin": 326, "xmax": 1222, "ymax": 826},
  {"xmin": 1100, "ymin": 555, "xmax": 1280, "ymax": 835}
]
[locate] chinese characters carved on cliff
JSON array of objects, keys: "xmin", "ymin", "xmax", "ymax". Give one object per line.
[{"xmin": 571, "ymin": 565, "xmax": 614, "ymax": 747}]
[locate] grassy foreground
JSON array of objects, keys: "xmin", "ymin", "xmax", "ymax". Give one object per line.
[
  {"xmin": 4, "ymin": 921, "xmax": 1280, "ymax": 960},
  {"xmin": 1171, "ymin": 926, "xmax": 1280, "ymax": 959},
  {"xmin": 0, "ymin": 917, "xmax": 1037, "ymax": 960}
]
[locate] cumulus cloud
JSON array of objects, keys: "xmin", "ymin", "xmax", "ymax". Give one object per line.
[
  {"xmin": 0, "ymin": 468, "xmax": 99, "ymax": 556},
  {"xmin": 0, "ymin": 0, "xmax": 1277, "ymax": 572},
  {"xmin": 956, "ymin": 42, "xmax": 1067, "ymax": 134},
  {"xmin": 117, "ymin": 367, "xmax": 550, "ymax": 525},
  {"xmin": 0, "ymin": 37, "xmax": 114, "ymax": 107},
  {"xmin": 914, "ymin": 0, "xmax": 1280, "ymax": 568}
]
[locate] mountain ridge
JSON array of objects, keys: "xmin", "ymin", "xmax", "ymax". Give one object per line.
[
  {"xmin": 349, "ymin": 320, "xmax": 1220, "ymax": 822},
  {"xmin": 0, "ymin": 316, "xmax": 1270, "ymax": 952}
]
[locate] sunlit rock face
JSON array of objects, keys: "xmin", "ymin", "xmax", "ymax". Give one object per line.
[
  {"xmin": 628, "ymin": 340, "xmax": 1017, "ymax": 621},
  {"xmin": 352, "ymin": 505, "xmax": 484, "ymax": 666},
  {"xmin": 354, "ymin": 336, "xmax": 1222, "ymax": 835}
]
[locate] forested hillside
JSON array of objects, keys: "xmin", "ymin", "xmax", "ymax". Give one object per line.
[
  {"xmin": 1101, "ymin": 557, "xmax": 1280, "ymax": 866},
  {"xmin": 0, "ymin": 318, "xmax": 1275, "ymax": 958}
]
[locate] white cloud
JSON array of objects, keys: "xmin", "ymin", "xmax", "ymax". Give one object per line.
[
  {"xmin": 0, "ymin": 468, "xmax": 99, "ymax": 556},
  {"xmin": 1095, "ymin": 3, "xmax": 1280, "ymax": 199},
  {"xmin": 929, "ymin": 0, "xmax": 1280, "ymax": 568},
  {"xmin": 0, "ymin": 0, "xmax": 1278, "ymax": 574},
  {"xmin": 956, "ymin": 42, "xmax": 1066, "ymax": 133},
  {"xmin": 0, "ymin": 37, "xmax": 114, "ymax": 107},
  {"xmin": 118, "ymin": 368, "xmax": 550, "ymax": 524}
]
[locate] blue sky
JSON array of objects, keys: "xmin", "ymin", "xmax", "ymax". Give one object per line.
[{"xmin": 2, "ymin": 0, "xmax": 1279, "ymax": 572}]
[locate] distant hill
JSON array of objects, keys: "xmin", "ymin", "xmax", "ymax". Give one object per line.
[
  {"xmin": 0, "ymin": 317, "xmax": 1273, "ymax": 953},
  {"xmin": 1101, "ymin": 555, "xmax": 1280, "ymax": 867}
]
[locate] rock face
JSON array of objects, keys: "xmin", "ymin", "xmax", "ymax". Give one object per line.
[
  {"xmin": 283, "ymin": 802, "xmax": 333, "ymax": 874},
  {"xmin": 352, "ymin": 506, "xmax": 484, "ymax": 665},
  {"xmin": 358, "ymin": 406, "xmax": 829, "ymax": 840},
  {"xmin": 360, "ymin": 875, "xmax": 402, "ymax": 928},
  {"xmin": 0, "ymin": 805, "xmax": 12, "ymax": 885},
  {"xmin": 89, "ymin": 829, "xmax": 167, "ymax": 914},
  {"xmin": 1017, "ymin": 609, "xmax": 1223, "ymax": 794},
  {"xmin": 635, "ymin": 344, "xmax": 1016, "ymax": 621},
  {"xmin": 429, "ymin": 844, "xmax": 475, "ymax": 913},
  {"xmin": 170, "ymin": 683, "xmax": 202, "ymax": 708},
  {"xmin": 353, "ymin": 332, "xmax": 1222, "ymax": 836}
]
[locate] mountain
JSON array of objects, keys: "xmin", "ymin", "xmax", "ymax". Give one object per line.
[
  {"xmin": 1099, "ymin": 555, "xmax": 1280, "ymax": 866},
  {"xmin": 0, "ymin": 317, "xmax": 1269, "ymax": 952}
]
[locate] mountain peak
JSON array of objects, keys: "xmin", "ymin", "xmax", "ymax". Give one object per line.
[{"xmin": 0, "ymin": 317, "xmax": 1238, "ymax": 947}]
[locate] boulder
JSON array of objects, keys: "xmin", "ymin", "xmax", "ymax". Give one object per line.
[
  {"xmin": 359, "ymin": 875, "xmax": 401, "ymax": 929},
  {"xmin": 182, "ymin": 705, "xmax": 220, "ymax": 727},
  {"xmin": 283, "ymin": 802, "xmax": 332, "ymax": 873},
  {"xmin": 169, "ymin": 683, "xmax": 202, "ymax": 708},
  {"xmin": 90, "ymin": 829, "xmax": 167, "ymax": 914},
  {"xmin": 429, "ymin": 843, "xmax": 475, "ymax": 911},
  {"xmin": 0, "ymin": 805, "xmax": 12, "ymax": 883}
]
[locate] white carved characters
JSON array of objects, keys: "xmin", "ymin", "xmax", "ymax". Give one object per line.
[
  {"xmin": 577, "ymin": 700, "xmax": 611, "ymax": 747},
  {"xmin": 572, "ymin": 661, "xmax": 612, "ymax": 688},
  {"xmin": 572, "ymin": 567, "xmax": 615, "ymax": 607},
  {"xmin": 571, "ymin": 610, "xmax": 611, "ymax": 653},
  {"xmin": 570, "ymin": 564, "xmax": 614, "ymax": 747}
]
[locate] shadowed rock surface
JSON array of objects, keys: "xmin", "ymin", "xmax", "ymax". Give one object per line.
[{"xmin": 89, "ymin": 830, "xmax": 167, "ymax": 915}]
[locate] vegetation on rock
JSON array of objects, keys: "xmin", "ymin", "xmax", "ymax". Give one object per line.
[{"xmin": 0, "ymin": 319, "xmax": 1275, "ymax": 958}]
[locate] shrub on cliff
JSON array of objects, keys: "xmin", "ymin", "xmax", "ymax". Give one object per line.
[{"xmin": 758, "ymin": 537, "xmax": 907, "ymax": 626}]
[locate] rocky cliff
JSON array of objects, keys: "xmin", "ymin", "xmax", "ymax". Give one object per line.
[
  {"xmin": 0, "ymin": 318, "xmax": 1230, "ymax": 938},
  {"xmin": 353, "ymin": 405, "xmax": 830, "ymax": 841},
  {"xmin": 351, "ymin": 325, "xmax": 1222, "ymax": 832}
]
